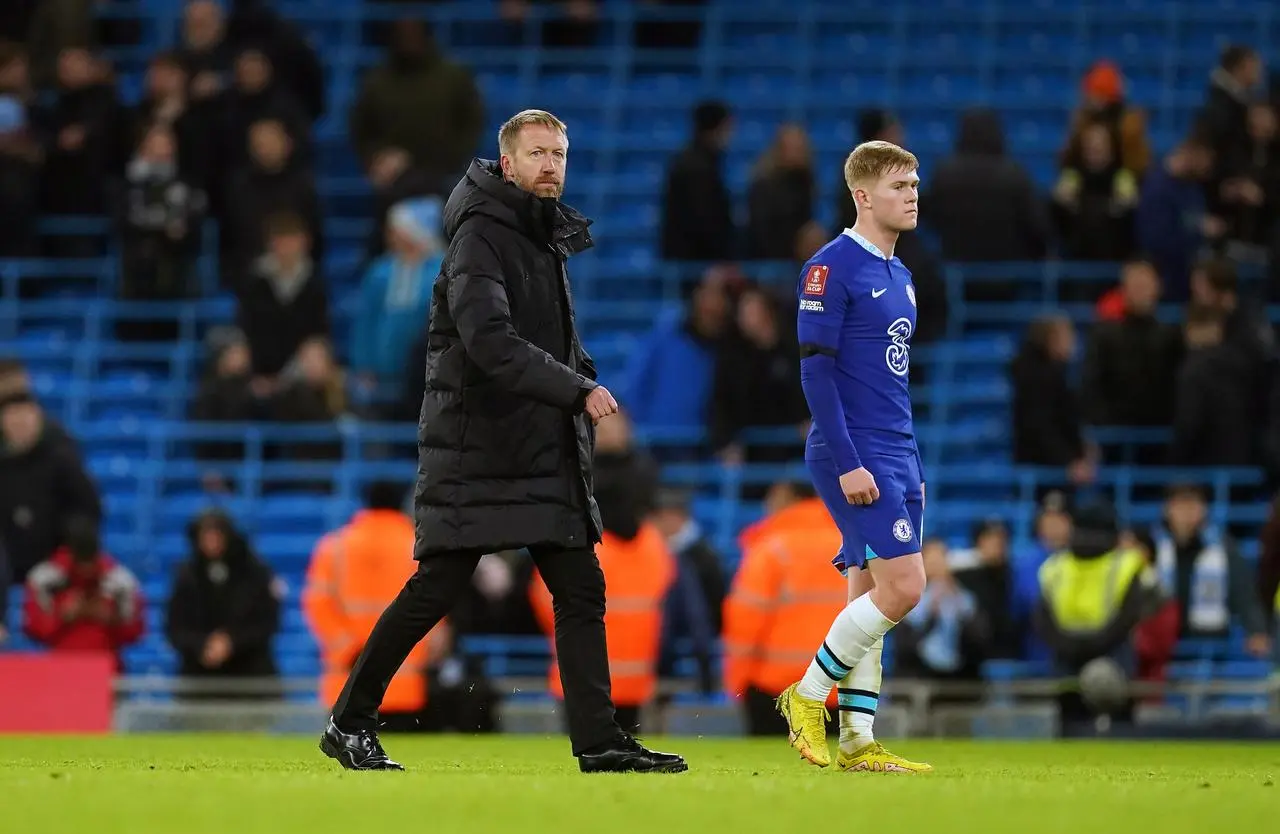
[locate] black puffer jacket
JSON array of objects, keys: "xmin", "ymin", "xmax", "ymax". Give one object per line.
[{"xmin": 415, "ymin": 159, "xmax": 602, "ymax": 558}]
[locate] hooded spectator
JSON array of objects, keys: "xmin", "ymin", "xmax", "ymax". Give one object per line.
[
  {"xmin": 1052, "ymin": 120, "xmax": 1139, "ymax": 261},
  {"xmin": 23, "ymin": 516, "xmax": 144, "ymax": 670},
  {"xmin": 661, "ymin": 100, "xmax": 735, "ymax": 261},
  {"xmin": 0, "ymin": 362, "xmax": 101, "ymax": 581},
  {"xmin": 348, "ymin": 18, "xmax": 483, "ymax": 195},
  {"xmin": 351, "ymin": 197, "xmax": 443, "ymax": 400},
  {"xmin": 923, "ymin": 108, "xmax": 1050, "ymax": 264},
  {"xmin": 165, "ymin": 508, "xmax": 282, "ymax": 695}
]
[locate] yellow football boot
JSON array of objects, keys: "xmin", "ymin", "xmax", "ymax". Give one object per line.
[
  {"xmin": 836, "ymin": 741, "xmax": 932, "ymax": 773},
  {"xmin": 775, "ymin": 683, "xmax": 831, "ymax": 768}
]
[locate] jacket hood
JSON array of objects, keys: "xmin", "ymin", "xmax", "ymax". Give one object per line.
[
  {"xmin": 955, "ymin": 108, "xmax": 1006, "ymax": 156},
  {"xmin": 442, "ymin": 159, "xmax": 594, "ymax": 257},
  {"xmin": 186, "ymin": 508, "xmax": 255, "ymax": 570}
]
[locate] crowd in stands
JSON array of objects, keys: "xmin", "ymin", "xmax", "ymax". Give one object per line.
[{"xmin": 0, "ymin": 1, "xmax": 1278, "ymax": 728}]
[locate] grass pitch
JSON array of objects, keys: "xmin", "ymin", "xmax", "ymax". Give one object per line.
[{"xmin": 2, "ymin": 735, "xmax": 1277, "ymax": 833}]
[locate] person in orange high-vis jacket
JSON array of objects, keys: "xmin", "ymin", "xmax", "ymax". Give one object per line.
[
  {"xmin": 723, "ymin": 482, "xmax": 848, "ymax": 734},
  {"xmin": 304, "ymin": 483, "xmax": 448, "ymax": 731},
  {"xmin": 530, "ymin": 522, "xmax": 675, "ymax": 733}
]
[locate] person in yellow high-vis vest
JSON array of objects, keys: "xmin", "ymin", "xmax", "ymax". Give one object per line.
[{"xmin": 1034, "ymin": 501, "xmax": 1165, "ymax": 672}]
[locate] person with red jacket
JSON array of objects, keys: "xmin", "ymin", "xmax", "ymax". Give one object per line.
[{"xmin": 23, "ymin": 517, "xmax": 144, "ymax": 669}]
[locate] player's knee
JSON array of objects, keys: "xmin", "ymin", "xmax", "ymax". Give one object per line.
[{"xmin": 878, "ymin": 558, "xmax": 926, "ymax": 619}]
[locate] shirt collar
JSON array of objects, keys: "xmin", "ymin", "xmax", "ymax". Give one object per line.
[{"xmin": 842, "ymin": 227, "xmax": 893, "ymax": 260}]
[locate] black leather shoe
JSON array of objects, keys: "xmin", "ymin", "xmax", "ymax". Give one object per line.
[
  {"xmin": 577, "ymin": 733, "xmax": 689, "ymax": 774},
  {"xmin": 319, "ymin": 719, "xmax": 405, "ymax": 771}
]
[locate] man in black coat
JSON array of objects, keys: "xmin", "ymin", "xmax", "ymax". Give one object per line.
[{"xmin": 321, "ymin": 110, "xmax": 687, "ymax": 775}]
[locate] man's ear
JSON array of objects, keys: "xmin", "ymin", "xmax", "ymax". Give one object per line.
[{"xmin": 499, "ymin": 154, "xmax": 512, "ymax": 180}]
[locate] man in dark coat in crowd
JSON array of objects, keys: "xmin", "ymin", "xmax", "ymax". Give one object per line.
[
  {"xmin": 321, "ymin": 110, "xmax": 686, "ymax": 775},
  {"xmin": 165, "ymin": 509, "xmax": 281, "ymax": 697}
]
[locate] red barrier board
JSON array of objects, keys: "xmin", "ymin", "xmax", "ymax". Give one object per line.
[{"xmin": 0, "ymin": 652, "xmax": 114, "ymax": 733}]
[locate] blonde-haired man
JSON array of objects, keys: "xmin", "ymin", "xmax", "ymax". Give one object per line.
[
  {"xmin": 776, "ymin": 141, "xmax": 932, "ymax": 773},
  {"xmin": 320, "ymin": 110, "xmax": 686, "ymax": 775}
]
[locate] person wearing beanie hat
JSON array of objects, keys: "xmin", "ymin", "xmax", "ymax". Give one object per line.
[
  {"xmin": 349, "ymin": 196, "xmax": 443, "ymax": 404},
  {"xmin": 1062, "ymin": 59, "xmax": 1151, "ymax": 175}
]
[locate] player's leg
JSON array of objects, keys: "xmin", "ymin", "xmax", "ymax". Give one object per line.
[
  {"xmin": 323, "ymin": 551, "xmax": 481, "ymax": 770},
  {"xmin": 836, "ymin": 566, "xmax": 880, "ymax": 753},
  {"xmin": 838, "ymin": 489, "xmax": 932, "ymax": 773}
]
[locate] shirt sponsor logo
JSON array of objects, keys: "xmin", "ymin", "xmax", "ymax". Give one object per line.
[
  {"xmin": 799, "ymin": 298, "xmax": 824, "ymax": 312},
  {"xmin": 803, "ymin": 264, "xmax": 829, "ymax": 296}
]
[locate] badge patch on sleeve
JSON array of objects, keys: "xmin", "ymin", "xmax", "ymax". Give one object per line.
[{"xmin": 803, "ymin": 265, "xmax": 829, "ymax": 296}]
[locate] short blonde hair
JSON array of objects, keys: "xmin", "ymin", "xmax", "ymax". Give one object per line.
[
  {"xmin": 498, "ymin": 109, "xmax": 568, "ymax": 156},
  {"xmin": 843, "ymin": 140, "xmax": 919, "ymax": 192}
]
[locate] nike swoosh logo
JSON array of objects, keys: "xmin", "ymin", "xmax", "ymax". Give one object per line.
[{"xmin": 872, "ymin": 288, "xmax": 887, "ymax": 298}]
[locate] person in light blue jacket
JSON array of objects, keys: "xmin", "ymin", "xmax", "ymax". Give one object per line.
[{"xmin": 350, "ymin": 197, "xmax": 443, "ymax": 402}]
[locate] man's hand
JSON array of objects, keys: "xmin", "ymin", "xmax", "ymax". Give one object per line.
[
  {"xmin": 61, "ymin": 591, "xmax": 87, "ymax": 623},
  {"xmin": 839, "ymin": 467, "xmax": 879, "ymax": 505},
  {"xmin": 584, "ymin": 386, "xmax": 618, "ymax": 425},
  {"xmin": 201, "ymin": 631, "xmax": 233, "ymax": 668}
]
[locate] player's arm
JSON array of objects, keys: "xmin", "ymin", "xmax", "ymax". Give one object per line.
[
  {"xmin": 448, "ymin": 229, "xmax": 597, "ymax": 411},
  {"xmin": 796, "ymin": 264, "xmax": 861, "ymax": 476}
]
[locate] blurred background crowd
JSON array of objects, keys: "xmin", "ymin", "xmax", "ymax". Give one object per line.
[{"xmin": 2, "ymin": 0, "xmax": 1280, "ymax": 736}]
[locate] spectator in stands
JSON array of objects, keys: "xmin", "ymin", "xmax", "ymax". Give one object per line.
[
  {"xmin": 722, "ymin": 481, "xmax": 845, "ymax": 732},
  {"xmin": 0, "ymin": 41, "xmax": 40, "ymax": 258},
  {"xmin": 1128, "ymin": 529, "xmax": 1182, "ymax": 695},
  {"xmin": 235, "ymin": 211, "xmax": 330, "ymax": 380},
  {"xmin": 448, "ymin": 549, "xmax": 541, "ymax": 638},
  {"xmin": 115, "ymin": 122, "xmax": 207, "ymax": 340},
  {"xmin": 591, "ymin": 408, "xmax": 659, "ymax": 542},
  {"xmin": 1214, "ymin": 101, "xmax": 1278, "ymax": 248},
  {"xmin": 746, "ymin": 124, "xmax": 814, "ymax": 261},
  {"xmin": 1198, "ymin": 45, "xmax": 1266, "ymax": 214},
  {"xmin": 189, "ymin": 329, "xmax": 257, "ymax": 464},
  {"xmin": 1170, "ymin": 306, "xmax": 1258, "ymax": 467},
  {"xmin": 1135, "ymin": 135, "xmax": 1222, "ymax": 299},
  {"xmin": 1061, "ymin": 60, "xmax": 1151, "ymax": 176},
  {"xmin": 1154, "ymin": 484, "xmax": 1270, "ymax": 656},
  {"xmin": 270, "ymin": 338, "xmax": 346, "ymax": 466},
  {"xmin": 660, "ymin": 100, "xmax": 735, "ymax": 262},
  {"xmin": 304, "ymin": 482, "xmax": 452, "ymax": 731},
  {"xmin": 1034, "ymin": 501, "xmax": 1163, "ymax": 673},
  {"xmin": 165, "ymin": 508, "xmax": 282, "ymax": 697},
  {"xmin": 364, "ymin": 146, "xmax": 437, "ymax": 261},
  {"xmin": 0, "ymin": 361, "xmax": 101, "ymax": 582},
  {"xmin": 36, "ymin": 46, "xmax": 119, "ymax": 221},
  {"xmin": 895, "ymin": 538, "xmax": 989, "ymax": 684},
  {"xmin": 220, "ymin": 45, "xmax": 312, "ymax": 179},
  {"xmin": 349, "ymin": 18, "xmax": 483, "ymax": 196},
  {"xmin": 950, "ymin": 519, "xmax": 1020, "ymax": 660},
  {"xmin": 1051, "ymin": 120, "xmax": 1139, "ymax": 261},
  {"xmin": 709, "ymin": 286, "xmax": 808, "ymax": 474},
  {"xmin": 649, "ymin": 488, "xmax": 726, "ymax": 632},
  {"xmin": 350, "ymin": 197, "xmax": 443, "ymax": 406},
  {"xmin": 923, "ymin": 107, "xmax": 1049, "ymax": 265},
  {"xmin": 1081, "ymin": 258, "xmax": 1181, "ymax": 430},
  {"xmin": 223, "ymin": 0, "xmax": 325, "ymax": 123},
  {"xmin": 835, "ymin": 110, "xmax": 905, "ymax": 230},
  {"xmin": 23, "ymin": 516, "xmax": 144, "ymax": 671},
  {"xmin": 622, "ymin": 265, "xmax": 733, "ymax": 454},
  {"xmin": 25, "ymin": 0, "xmax": 102, "ymax": 91},
  {"xmin": 1012, "ymin": 492, "xmax": 1073, "ymax": 662},
  {"xmin": 126, "ymin": 51, "xmax": 213, "ymax": 189},
  {"xmin": 1010, "ymin": 315, "xmax": 1094, "ymax": 486},
  {"xmin": 224, "ymin": 117, "xmax": 323, "ymax": 275},
  {"xmin": 176, "ymin": 0, "xmax": 231, "ymax": 103}
]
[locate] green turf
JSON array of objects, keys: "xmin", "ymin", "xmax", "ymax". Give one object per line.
[{"xmin": 2, "ymin": 735, "xmax": 1278, "ymax": 833}]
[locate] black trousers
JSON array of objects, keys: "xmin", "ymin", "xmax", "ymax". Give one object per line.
[{"xmin": 332, "ymin": 545, "xmax": 620, "ymax": 755}]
